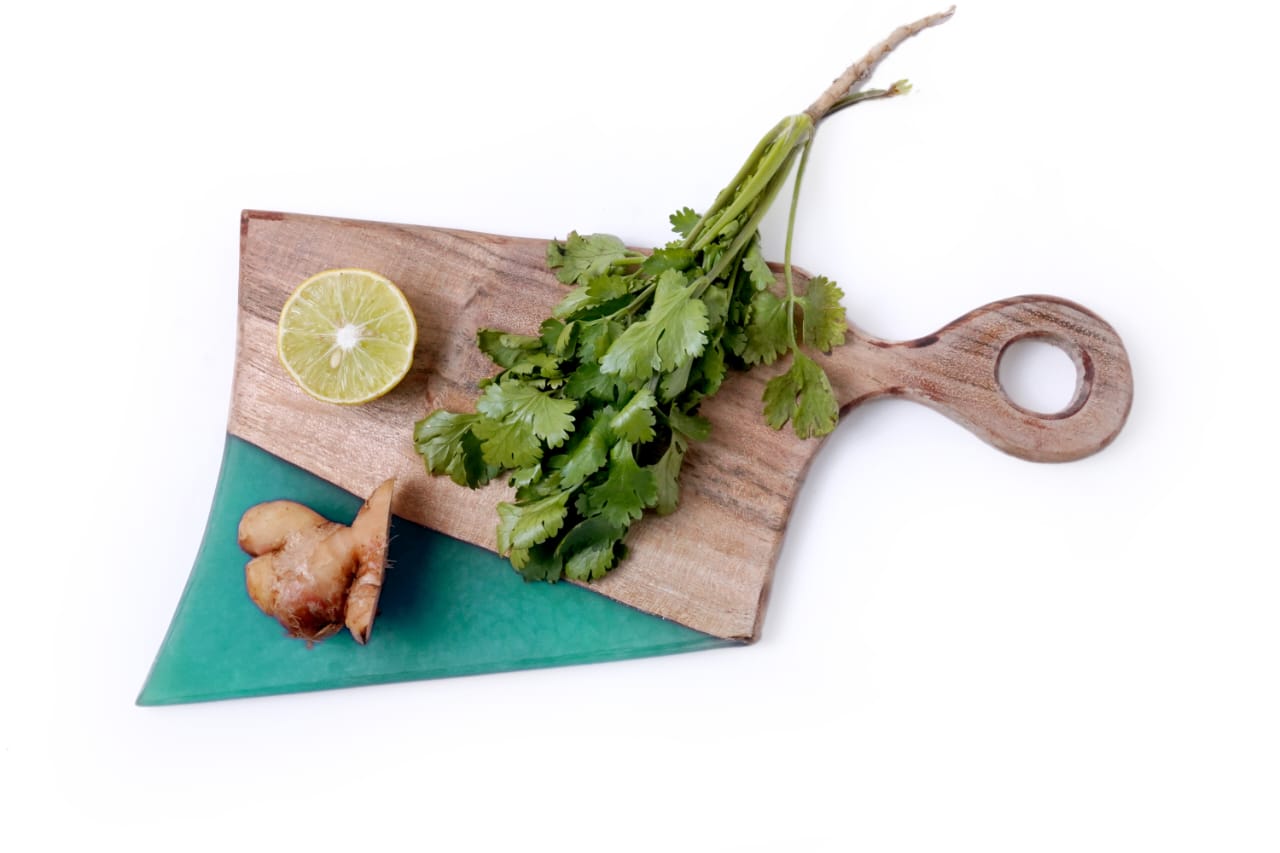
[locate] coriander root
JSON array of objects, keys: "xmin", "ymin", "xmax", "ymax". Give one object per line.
[
  {"xmin": 238, "ymin": 479, "xmax": 394, "ymax": 645},
  {"xmin": 804, "ymin": 6, "xmax": 955, "ymax": 122}
]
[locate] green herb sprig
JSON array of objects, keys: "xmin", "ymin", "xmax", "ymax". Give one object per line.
[{"xmin": 414, "ymin": 9, "xmax": 954, "ymax": 582}]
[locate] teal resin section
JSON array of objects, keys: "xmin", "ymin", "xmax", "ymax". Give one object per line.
[{"xmin": 138, "ymin": 435, "xmax": 733, "ymax": 705}]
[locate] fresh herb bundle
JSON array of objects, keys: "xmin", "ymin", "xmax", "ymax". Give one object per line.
[{"xmin": 414, "ymin": 9, "xmax": 953, "ymax": 582}]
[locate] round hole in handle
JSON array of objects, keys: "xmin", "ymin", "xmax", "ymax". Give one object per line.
[{"xmin": 996, "ymin": 333, "xmax": 1093, "ymax": 419}]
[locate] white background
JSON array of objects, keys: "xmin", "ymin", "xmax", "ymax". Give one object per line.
[{"xmin": 4, "ymin": 1, "xmax": 1277, "ymax": 850}]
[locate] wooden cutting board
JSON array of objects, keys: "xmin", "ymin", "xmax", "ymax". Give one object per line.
[{"xmin": 231, "ymin": 210, "xmax": 1133, "ymax": 641}]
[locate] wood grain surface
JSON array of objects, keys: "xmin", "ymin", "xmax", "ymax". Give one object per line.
[{"xmin": 230, "ymin": 210, "xmax": 1133, "ymax": 641}]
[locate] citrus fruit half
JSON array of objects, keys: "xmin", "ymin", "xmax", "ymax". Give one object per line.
[{"xmin": 277, "ymin": 268, "xmax": 417, "ymax": 404}]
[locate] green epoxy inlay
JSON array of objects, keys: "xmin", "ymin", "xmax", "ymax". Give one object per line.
[{"xmin": 138, "ymin": 435, "xmax": 734, "ymax": 705}]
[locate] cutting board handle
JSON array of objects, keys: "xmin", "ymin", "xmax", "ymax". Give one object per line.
[{"xmin": 828, "ymin": 295, "xmax": 1133, "ymax": 462}]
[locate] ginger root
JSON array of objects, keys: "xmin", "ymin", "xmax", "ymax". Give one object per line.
[{"xmin": 238, "ymin": 479, "xmax": 395, "ymax": 645}]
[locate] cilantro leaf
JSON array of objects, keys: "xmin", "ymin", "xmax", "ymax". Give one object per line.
[
  {"xmin": 504, "ymin": 352, "xmax": 564, "ymax": 382},
  {"xmin": 740, "ymin": 289, "xmax": 791, "ymax": 365},
  {"xmin": 539, "ymin": 318, "xmax": 570, "ymax": 352},
  {"xmin": 688, "ymin": 340, "xmax": 727, "ymax": 399},
  {"xmin": 610, "ymin": 388, "xmax": 658, "ymax": 443},
  {"xmin": 798, "ymin": 275, "xmax": 847, "ymax": 352},
  {"xmin": 476, "ymin": 380, "xmax": 577, "ymax": 448},
  {"xmin": 659, "ymin": 356, "xmax": 692, "ymax": 401},
  {"xmin": 599, "ymin": 269, "xmax": 709, "ymax": 382},
  {"xmin": 552, "ymin": 287, "xmax": 595, "ymax": 321},
  {"xmin": 557, "ymin": 517, "xmax": 627, "ymax": 581},
  {"xmin": 553, "ymin": 274, "xmax": 633, "ymax": 320},
  {"xmin": 575, "ymin": 318, "xmax": 623, "ymax": 363},
  {"xmin": 580, "ymin": 443, "xmax": 658, "ymax": 527},
  {"xmin": 702, "ymin": 283, "xmax": 730, "ymax": 329},
  {"xmin": 668, "ymin": 409, "xmax": 712, "ymax": 442},
  {"xmin": 508, "ymin": 465, "xmax": 543, "ymax": 489},
  {"xmin": 564, "ymin": 361, "xmax": 626, "ymax": 403},
  {"xmin": 546, "ymin": 239, "xmax": 565, "ymax": 270},
  {"xmin": 496, "ymin": 491, "xmax": 572, "ymax": 555},
  {"xmin": 564, "ymin": 540, "xmax": 621, "ymax": 581},
  {"xmin": 508, "ymin": 542, "xmax": 563, "ymax": 582},
  {"xmin": 564, "ymin": 361, "xmax": 627, "ymax": 403},
  {"xmin": 669, "ymin": 206, "xmax": 700, "ymax": 238},
  {"xmin": 641, "ymin": 246, "xmax": 696, "ymax": 276},
  {"xmin": 476, "ymin": 329, "xmax": 543, "ymax": 370},
  {"xmin": 651, "ymin": 436, "xmax": 687, "ymax": 515},
  {"xmin": 554, "ymin": 232, "xmax": 630, "ymax": 284},
  {"xmin": 742, "ymin": 241, "xmax": 776, "ymax": 291},
  {"xmin": 761, "ymin": 351, "xmax": 839, "ymax": 438},
  {"xmin": 553, "ymin": 409, "xmax": 614, "ymax": 488},
  {"xmin": 473, "ymin": 415, "xmax": 543, "ymax": 469},
  {"xmin": 413, "ymin": 411, "xmax": 495, "ymax": 487}
]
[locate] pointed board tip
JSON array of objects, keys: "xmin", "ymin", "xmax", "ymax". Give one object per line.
[{"xmin": 137, "ymin": 434, "xmax": 731, "ymax": 706}]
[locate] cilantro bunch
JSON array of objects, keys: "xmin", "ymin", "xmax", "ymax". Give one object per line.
[{"xmin": 414, "ymin": 11, "xmax": 952, "ymax": 582}]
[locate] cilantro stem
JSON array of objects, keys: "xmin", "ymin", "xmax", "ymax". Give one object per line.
[
  {"xmin": 683, "ymin": 117, "xmax": 791, "ymax": 250},
  {"xmin": 691, "ymin": 114, "xmax": 813, "ymax": 255},
  {"xmin": 615, "ymin": 280, "xmax": 657, "ymax": 320},
  {"xmin": 825, "ymin": 80, "xmax": 913, "ymax": 117},
  {"xmin": 693, "ymin": 145, "xmax": 803, "ymax": 295},
  {"xmin": 803, "ymin": 6, "xmax": 954, "ymax": 122},
  {"xmin": 781, "ymin": 133, "xmax": 816, "ymax": 350}
]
